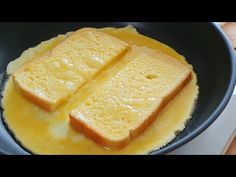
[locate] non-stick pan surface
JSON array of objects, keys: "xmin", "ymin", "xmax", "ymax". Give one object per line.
[{"xmin": 0, "ymin": 22, "xmax": 235, "ymax": 155}]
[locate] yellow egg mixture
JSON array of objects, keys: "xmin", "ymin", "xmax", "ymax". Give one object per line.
[{"xmin": 2, "ymin": 26, "xmax": 199, "ymax": 154}]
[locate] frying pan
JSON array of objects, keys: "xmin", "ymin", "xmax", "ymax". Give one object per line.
[{"xmin": 0, "ymin": 22, "xmax": 235, "ymax": 155}]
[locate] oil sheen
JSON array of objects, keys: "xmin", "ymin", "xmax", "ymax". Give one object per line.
[{"xmin": 2, "ymin": 26, "xmax": 199, "ymax": 154}]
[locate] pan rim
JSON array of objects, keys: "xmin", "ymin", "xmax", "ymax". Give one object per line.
[{"xmin": 150, "ymin": 22, "xmax": 236, "ymax": 155}]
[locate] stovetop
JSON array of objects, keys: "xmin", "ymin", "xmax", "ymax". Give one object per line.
[{"xmin": 170, "ymin": 87, "xmax": 236, "ymax": 154}]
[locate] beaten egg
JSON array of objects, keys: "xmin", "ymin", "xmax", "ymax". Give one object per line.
[{"xmin": 2, "ymin": 26, "xmax": 198, "ymax": 154}]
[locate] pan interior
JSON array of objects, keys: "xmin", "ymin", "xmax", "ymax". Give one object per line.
[{"xmin": 0, "ymin": 22, "xmax": 234, "ymax": 154}]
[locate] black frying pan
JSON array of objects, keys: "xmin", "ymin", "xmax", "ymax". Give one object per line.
[{"xmin": 0, "ymin": 22, "xmax": 235, "ymax": 155}]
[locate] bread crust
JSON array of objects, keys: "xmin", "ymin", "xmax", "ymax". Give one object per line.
[{"xmin": 70, "ymin": 115, "xmax": 131, "ymax": 149}]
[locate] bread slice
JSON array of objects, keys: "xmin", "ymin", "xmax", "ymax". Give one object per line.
[
  {"xmin": 69, "ymin": 47, "xmax": 192, "ymax": 149},
  {"xmin": 12, "ymin": 28, "xmax": 129, "ymax": 111}
]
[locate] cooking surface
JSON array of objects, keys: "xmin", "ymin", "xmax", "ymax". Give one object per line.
[{"xmin": 1, "ymin": 27, "xmax": 198, "ymax": 154}]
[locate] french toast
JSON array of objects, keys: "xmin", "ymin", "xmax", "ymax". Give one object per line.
[
  {"xmin": 70, "ymin": 47, "xmax": 192, "ymax": 149},
  {"xmin": 12, "ymin": 28, "xmax": 129, "ymax": 111}
]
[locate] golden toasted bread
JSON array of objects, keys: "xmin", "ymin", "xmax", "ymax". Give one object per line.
[
  {"xmin": 70, "ymin": 47, "xmax": 192, "ymax": 149},
  {"xmin": 13, "ymin": 28, "xmax": 129, "ymax": 111}
]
